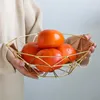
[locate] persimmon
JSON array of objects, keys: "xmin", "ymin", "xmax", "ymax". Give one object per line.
[
  {"xmin": 21, "ymin": 42, "xmax": 40, "ymax": 64},
  {"xmin": 33, "ymin": 48, "xmax": 63, "ymax": 72},
  {"xmin": 37, "ymin": 29, "xmax": 64, "ymax": 48},
  {"xmin": 57, "ymin": 44, "xmax": 77, "ymax": 63}
]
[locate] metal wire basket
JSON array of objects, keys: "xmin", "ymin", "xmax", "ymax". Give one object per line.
[{"xmin": 6, "ymin": 33, "xmax": 94, "ymax": 78}]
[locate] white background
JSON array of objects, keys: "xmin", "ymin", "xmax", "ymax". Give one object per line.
[{"xmin": 24, "ymin": 0, "xmax": 100, "ymax": 100}]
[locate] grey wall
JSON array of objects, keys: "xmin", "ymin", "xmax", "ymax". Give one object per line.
[{"xmin": 24, "ymin": 0, "xmax": 100, "ymax": 100}]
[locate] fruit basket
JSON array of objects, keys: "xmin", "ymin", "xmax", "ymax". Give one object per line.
[{"xmin": 6, "ymin": 31, "xmax": 94, "ymax": 78}]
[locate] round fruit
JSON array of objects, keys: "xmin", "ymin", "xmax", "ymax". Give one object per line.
[
  {"xmin": 57, "ymin": 44, "xmax": 77, "ymax": 63},
  {"xmin": 21, "ymin": 42, "xmax": 40, "ymax": 64},
  {"xmin": 33, "ymin": 48, "xmax": 63, "ymax": 72},
  {"xmin": 37, "ymin": 29, "xmax": 64, "ymax": 48}
]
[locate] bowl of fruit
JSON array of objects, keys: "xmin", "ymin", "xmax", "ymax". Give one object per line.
[{"xmin": 6, "ymin": 29, "xmax": 94, "ymax": 78}]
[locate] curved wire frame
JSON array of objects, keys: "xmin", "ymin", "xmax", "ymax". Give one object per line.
[{"xmin": 6, "ymin": 33, "xmax": 94, "ymax": 78}]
